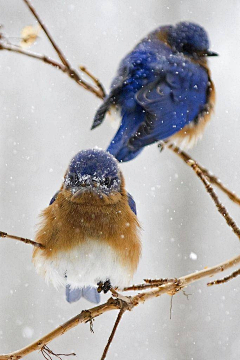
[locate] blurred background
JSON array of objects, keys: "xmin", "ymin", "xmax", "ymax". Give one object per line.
[{"xmin": 0, "ymin": 1, "xmax": 240, "ymax": 359}]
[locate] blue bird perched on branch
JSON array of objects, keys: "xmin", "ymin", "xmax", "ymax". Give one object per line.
[
  {"xmin": 92, "ymin": 22, "xmax": 218, "ymax": 162},
  {"xmin": 33, "ymin": 149, "xmax": 141, "ymax": 304}
]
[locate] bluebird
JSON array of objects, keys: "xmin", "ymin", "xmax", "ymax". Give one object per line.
[
  {"xmin": 92, "ymin": 22, "xmax": 218, "ymax": 162},
  {"xmin": 32, "ymin": 149, "xmax": 141, "ymax": 304}
]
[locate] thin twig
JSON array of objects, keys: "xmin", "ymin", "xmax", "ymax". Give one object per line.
[
  {"xmin": 170, "ymin": 296, "xmax": 173, "ymax": 320},
  {"xmin": 167, "ymin": 143, "xmax": 240, "ymax": 206},
  {"xmin": 40, "ymin": 345, "xmax": 76, "ymax": 360},
  {"xmin": 207, "ymin": 268, "xmax": 240, "ymax": 286},
  {"xmin": 0, "ymin": 43, "xmax": 66, "ymax": 70},
  {"xmin": 123, "ymin": 278, "xmax": 177, "ymax": 291},
  {"xmin": 22, "ymin": 0, "xmax": 70, "ymax": 68},
  {"xmin": 22, "ymin": 0, "xmax": 105, "ymax": 98},
  {"xmin": 0, "ymin": 231, "xmax": 44, "ymax": 249},
  {"xmin": 0, "ymin": 0, "xmax": 105, "ymax": 99},
  {"xmin": 100, "ymin": 307, "xmax": 126, "ymax": 360},
  {"xmin": 1, "ymin": 253, "xmax": 240, "ymax": 360},
  {"xmin": 80, "ymin": 66, "xmax": 106, "ymax": 98},
  {"xmin": 186, "ymin": 160, "xmax": 240, "ymax": 240}
]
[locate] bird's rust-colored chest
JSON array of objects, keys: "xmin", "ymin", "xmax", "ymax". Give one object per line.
[{"xmin": 33, "ymin": 192, "xmax": 141, "ymax": 271}]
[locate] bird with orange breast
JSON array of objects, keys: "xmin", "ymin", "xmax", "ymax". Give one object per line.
[
  {"xmin": 92, "ymin": 22, "xmax": 218, "ymax": 162},
  {"xmin": 33, "ymin": 149, "xmax": 141, "ymax": 304}
]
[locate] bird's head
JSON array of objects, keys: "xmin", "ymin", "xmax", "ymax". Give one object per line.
[
  {"xmin": 166, "ymin": 22, "xmax": 218, "ymax": 59},
  {"xmin": 62, "ymin": 149, "xmax": 123, "ymax": 205}
]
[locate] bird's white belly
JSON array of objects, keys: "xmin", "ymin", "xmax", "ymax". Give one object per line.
[{"xmin": 34, "ymin": 238, "xmax": 132, "ymax": 289}]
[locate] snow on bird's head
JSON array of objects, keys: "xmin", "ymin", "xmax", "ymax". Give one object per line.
[
  {"xmin": 64, "ymin": 149, "xmax": 121, "ymax": 195},
  {"xmin": 68, "ymin": 149, "xmax": 120, "ymax": 179}
]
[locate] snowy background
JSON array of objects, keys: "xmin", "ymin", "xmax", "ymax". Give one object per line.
[{"xmin": 1, "ymin": 1, "xmax": 240, "ymax": 359}]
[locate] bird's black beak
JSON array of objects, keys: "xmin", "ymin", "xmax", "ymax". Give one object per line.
[{"xmin": 205, "ymin": 50, "xmax": 219, "ymax": 57}]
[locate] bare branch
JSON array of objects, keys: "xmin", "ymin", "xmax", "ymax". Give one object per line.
[
  {"xmin": 167, "ymin": 143, "xmax": 240, "ymax": 206},
  {"xmin": 40, "ymin": 345, "xmax": 76, "ymax": 360},
  {"xmin": 80, "ymin": 66, "xmax": 106, "ymax": 98},
  {"xmin": 0, "ymin": 253, "xmax": 240, "ymax": 360},
  {"xmin": 0, "ymin": 231, "xmax": 45, "ymax": 249},
  {"xmin": 22, "ymin": 0, "xmax": 70, "ymax": 68},
  {"xmin": 165, "ymin": 144, "xmax": 240, "ymax": 242},
  {"xmin": 207, "ymin": 268, "xmax": 240, "ymax": 286},
  {"xmin": 0, "ymin": 43, "xmax": 66, "ymax": 71},
  {"xmin": 100, "ymin": 306, "xmax": 126, "ymax": 360},
  {"xmin": 0, "ymin": 42, "xmax": 104, "ymax": 98},
  {"xmin": 187, "ymin": 160, "xmax": 240, "ymax": 240},
  {"xmin": 123, "ymin": 278, "xmax": 177, "ymax": 291}
]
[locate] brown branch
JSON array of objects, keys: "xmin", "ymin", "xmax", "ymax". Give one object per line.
[
  {"xmin": 22, "ymin": 0, "xmax": 71, "ymax": 68},
  {"xmin": 0, "ymin": 1, "xmax": 105, "ymax": 99},
  {"xmin": 0, "ymin": 40, "xmax": 104, "ymax": 98},
  {"xmin": 167, "ymin": 143, "xmax": 240, "ymax": 206},
  {"xmin": 123, "ymin": 278, "xmax": 177, "ymax": 291},
  {"xmin": 80, "ymin": 66, "xmax": 106, "ymax": 98},
  {"xmin": 0, "ymin": 42, "xmax": 105, "ymax": 98},
  {"xmin": 40, "ymin": 345, "xmax": 76, "ymax": 360},
  {"xmin": 0, "ymin": 231, "xmax": 44, "ymax": 249},
  {"xmin": 165, "ymin": 144, "xmax": 240, "ymax": 242},
  {"xmin": 0, "ymin": 43, "xmax": 66, "ymax": 71},
  {"xmin": 100, "ymin": 306, "xmax": 126, "ymax": 360},
  {"xmin": 22, "ymin": 0, "xmax": 105, "ymax": 99},
  {"xmin": 187, "ymin": 160, "xmax": 240, "ymax": 240},
  {"xmin": 207, "ymin": 268, "xmax": 240, "ymax": 286},
  {"xmin": 1, "ymin": 253, "xmax": 240, "ymax": 360}
]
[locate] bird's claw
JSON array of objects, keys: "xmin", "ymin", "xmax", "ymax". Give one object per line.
[{"xmin": 97, "ymin": 279, "xmax": 112, "ymax": 294}]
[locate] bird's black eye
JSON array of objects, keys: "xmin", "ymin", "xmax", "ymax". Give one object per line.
[
  {"xmin": 66, "ymin": 173, "xmax": 79, "ymax": 187},
  {"xmin": 103, "ymin": 177, "xmax": 111, "ymax": 187},
  {"xmin": 181, "ymin": 43, "xmax": 195, "ymax": 54}
]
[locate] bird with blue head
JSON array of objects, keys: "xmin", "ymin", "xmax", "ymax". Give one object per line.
[
  {"xmin": 33, "ymin": 149, "xmax": 141, "ymax": 304},
  {"xmin": 92, "ymin": 22, "xmax": 218, "ymax": 162}
]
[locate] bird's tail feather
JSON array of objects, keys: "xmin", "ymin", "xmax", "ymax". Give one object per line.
[
  {"xmin": 91, "ymin": 96, "xmax": 112, "ymax": 130},
  {"xmin": 66, "ymin": 285, "xmax": 100, "ymax": 304},
  {"xmin": 107, "ymin": 110, "xmax": 144, "ymax": 162}
]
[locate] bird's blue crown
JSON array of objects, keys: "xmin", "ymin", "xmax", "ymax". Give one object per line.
[
  {"xmin": 65, "ymin": 149, "xmax": 121, "ymax": 194},
  {"xmin": 167, "ymin": 22, "xmax": 210, "ymax": 54}
]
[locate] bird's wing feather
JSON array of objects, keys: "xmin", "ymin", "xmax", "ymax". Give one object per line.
[
  {"xmin": 91, "ymin": 63, "xmax": 129, "ymax": 130},
  {"xmin": 49, "ymin": 191, "xmax": 60, "ymax": 205},
  {"xmin": 127, "ymin": 192, "xmax": 137, "ymax": 215},
  {"xmin": 128, "ymin": 57, "xmax": 209, "ymax": 149}
]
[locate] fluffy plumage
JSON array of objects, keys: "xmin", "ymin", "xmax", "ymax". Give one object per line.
[
  {"xmin": 33, "ymin": 149, "xmax": 141, "ymax": 303},
  {"xmin": 92, "ymin": 22, "xmax": 217, "ymax": 162}
]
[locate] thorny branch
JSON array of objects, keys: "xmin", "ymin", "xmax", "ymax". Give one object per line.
[{"xmin": 0, "ymin": 253, "xmax": 240, "ymax": 360}]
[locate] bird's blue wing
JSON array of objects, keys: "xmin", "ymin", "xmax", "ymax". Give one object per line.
[
  {"xmin": 127, "ymin": 193, "xmax": 137, "ymax": 215},
  {"xmin": 128, "ymin": 56, "xmax": 209, "ymax": 150},
  {"xmin": 49, "ymin": 191, "xmax": 60, "ymax": 205}
]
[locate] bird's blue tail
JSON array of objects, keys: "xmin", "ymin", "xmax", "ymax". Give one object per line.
[
  {"xmin": 107, "ymin": 109, "xmax": 144, "ymax": 162},
  {"xmin": 66, "ymin": 285, "xmax": 100, "ymax": 304}
]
